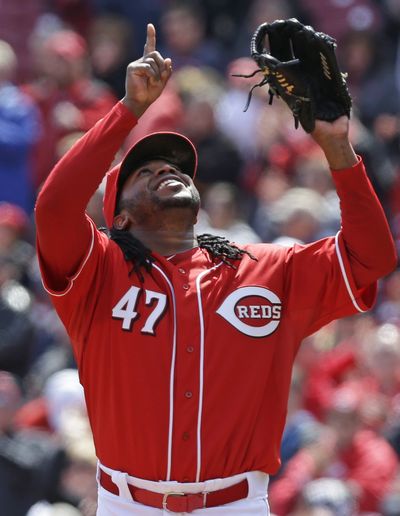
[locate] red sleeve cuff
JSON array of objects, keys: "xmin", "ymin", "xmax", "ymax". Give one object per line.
[
  {"xmin": 116, "ymin": 101, "xmax": 139, "ymax": 125},
  {"xmin": 330, "ymin": 155, "xmax": 363, "ymax": 174}
]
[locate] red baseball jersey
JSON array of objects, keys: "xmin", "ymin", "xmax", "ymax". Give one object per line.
[{"xmin": 35, "ymin": 102, "xmax": 396, "ymax": 484}]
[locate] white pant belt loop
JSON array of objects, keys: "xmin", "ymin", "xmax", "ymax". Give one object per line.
[{"xmin": 110, "ymin": 470, "xmax": 134, "ymax": 501}]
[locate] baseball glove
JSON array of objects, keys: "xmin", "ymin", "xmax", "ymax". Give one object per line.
[{"xmin": 234, "ymin": 18, "xmax": 352, "ymax": 133}]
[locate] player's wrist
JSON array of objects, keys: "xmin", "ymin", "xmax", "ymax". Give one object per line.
[
  {"xmin": 320, "ymin": 139, "xmax": 358, "ymax": 170},
  {"xmin": 121, "ymin": 97, "xmax": 148, "ymax": 119}
]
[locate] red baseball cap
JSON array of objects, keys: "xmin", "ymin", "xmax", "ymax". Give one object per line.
[{"xmin": 103, "ymin": 132, "xmax": 198, "ymax": 227}]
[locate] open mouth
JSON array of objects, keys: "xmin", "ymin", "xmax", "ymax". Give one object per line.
[{"xmin": 155, "ymin": 177, "xmax": 186, "ymax": 191}]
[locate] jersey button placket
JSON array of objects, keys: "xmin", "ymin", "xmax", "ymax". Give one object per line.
[{"xmin": 170, "ymin": 265, "xmax": 199, "ymax": 481}]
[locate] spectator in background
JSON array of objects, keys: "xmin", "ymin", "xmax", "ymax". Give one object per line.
[
  {"xmin": 216, "ymin": 57, "xmax": 266, "ymax": 161},
  {"xmin": 23, "ymin": 28, "xmax": 116, "ymax": 188},
  {"xmin": 269, "ymin": 386, "xmax": 398, "ymax": 514},
  {"xmin": 196, "ymin": 182, "xmax": 261, "ymax": 244},
  {"xmin": 174, "ymin": 66, "xmax": 243, "ymax": 192},
  {"xmin": 0, "ymin": 40, "xmax": 40, "ymax": 214},
  {"xmin": 195, "ymin": 0, "xmax": 252, "ymax": 53},
  {"xmin": 0, "ymin": 255, "xmax": 35, "ymax": 378},
  {"xmin": 377, "ymin": 269, "xmax": 400, "ymax": 325},
  {"xmin": 259, "ymin": 187, "xmax": 327, "ymax": 246},
  {"xmin": 232, "ymin": 0, "xmax": 294, "ymax": 59},
  {"xmin": 381, "ymin": 473, "xmax": 400, "ymax": 516},
  {"xmin": 0, "ymin": 203, "xmax": 36, "ymax": 378},
  {"xmin": 0, "ymin": 0, "xmax": 43, "ymax": 83},
  {"xmin": 302, "ymin": 322, "xmax": 400, "ymax": 426},
  {"xmin": 159, "ymin": 1, "xmax": 226, "ymax": 71},
  {"xmin": 50, "ymin": 0, "xmax": 93, "ymax": 37},
  {"xmin": 43, "ymin": 369, "xmax": 97, "ymax": 513},
  {"xmin": 276, "ymin": 366, "xmax": 321, "ymax": 475},
  {"xmin": 0, "ymin": 202, "xmax": 33, "ymax": 270},
  {"xmin": 27, "ymin": 502, "xmax": 82, "ymax": 516},
  {"xmin": 295, "ymin": 0, "xmax": 383, "ymax": 44},
  {"xmin": 339, "ymin": 30, "xmax": 400, "ymax": 149},
  {"xmin": 92, "ymin": 0, "xmax": 163, "ymax": 56},
  {"xmin": 16, "ymin": 370, "xmax": 98, "ymax": 513},
  {"xmin": 290, "ymin": 478, "xmax": 356, "ymax": 516},
  {"xmin": 0, "ymin": 371, "xmax": 66, "ymax": 516},
  {"xmin": 349, "ymin": 114, "xmax": 396, "ymax": 215},
  {"xmin": 88, "ymin": 14, "xmax": 134, "ymax": 99}
]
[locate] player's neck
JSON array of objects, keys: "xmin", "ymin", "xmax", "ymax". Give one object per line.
[{"xmin": 130, "ymin": 226, "xmax": 197, "ymax": 256}]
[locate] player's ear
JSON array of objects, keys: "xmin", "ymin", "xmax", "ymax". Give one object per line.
[{"xmin": 113, "ymin": 212, "xmax": 131, "ymax": 231}]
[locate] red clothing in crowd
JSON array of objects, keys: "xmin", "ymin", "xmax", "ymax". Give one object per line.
[
  {"xmin": 23, "ymin": 78, "xmax": 116, "ymax": 187},
  {"xmin": 303, "ymin": 347, "xmax": 358, "ymax": 420},
  {"xmin": 269, "ymin": 429, "xmax": 398, "ymax": 514},
  {"xmin": 303, "ymin": 344, "xmax": 400, "ymax": 428}
]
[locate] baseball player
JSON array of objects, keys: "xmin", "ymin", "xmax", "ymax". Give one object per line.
[{"xmin": 35, "ymin": 23, "xmax": 396, "ymax": 515}]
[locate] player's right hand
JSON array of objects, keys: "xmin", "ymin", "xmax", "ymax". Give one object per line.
[{"xmin": 122, "ymin": 24, "xmax": 172, "ymax": 118}]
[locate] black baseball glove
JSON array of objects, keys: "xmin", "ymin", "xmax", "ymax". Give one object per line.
[{"xmin": 235, "ymin": 18, "xmax": 352, "ymax": 133}]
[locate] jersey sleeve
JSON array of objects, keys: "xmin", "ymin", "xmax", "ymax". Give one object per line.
[
  {"xmin": 331, "ymin": 157, "xmax": 397, "ymax": 289},
  {"xmin": 284, "ymin": 234, "xmax": 376, "ymax": 338},
  {"xmin": 37, "ymin": 223, "xmax": 114, "ymax": 367},
  {"xmin": 37, "ymin": 216, "xmax": 99, "ymax": 298},
  {"xmin": 35, "ymin": 101, "xmax": 137, "ymax": 292},
  {"xmin": 283, "ymin": 157, "xmax": 396, "ymax": 339}
]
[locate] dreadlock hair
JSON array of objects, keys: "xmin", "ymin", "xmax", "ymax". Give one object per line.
[
  {"xmin": 195, "ymin": 233, "xmax": 257, "ymax": 268},
  {"xmin": 100, "ymin": 228, "xmax": 257, "ymax": 282}
]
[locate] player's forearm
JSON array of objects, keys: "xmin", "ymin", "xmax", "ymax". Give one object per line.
[
  {"xmin": 333, "ymin": 158, "xmax": 397, "ymax": 287},
  {"xmin": 319, "ymin": 137, "xmax": 358, "ymax": 170}
]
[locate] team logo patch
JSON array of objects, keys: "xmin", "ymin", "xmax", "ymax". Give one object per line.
[{"xmin": 216, "ymin": 286, "xmax": 282, "ymax": 337}]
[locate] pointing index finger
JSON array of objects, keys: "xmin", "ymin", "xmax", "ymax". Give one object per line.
[{"xmin": 143, "ymin": 23, "xmax": 156, "ymax": 56}]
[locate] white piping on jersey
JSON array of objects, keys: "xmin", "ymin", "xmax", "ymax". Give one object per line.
[
  {"xmin": 335, "ymin": 231, "xmax": 365, "ymax": 313},
  {"xmin": 195, "ymin": 262, "xmax": 224, "ymax": 482},
  {"xmin": 152, "ymin": 263, "xmax": 177, "ymax": 481},
  {"xmin": 42, "ymin": 219, "xmax": 95, "ymax": 297}
]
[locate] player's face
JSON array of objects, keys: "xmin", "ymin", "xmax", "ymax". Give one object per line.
[{"xmin": 117, "ymin": 159, "xmax": 200, "ymax": 226}]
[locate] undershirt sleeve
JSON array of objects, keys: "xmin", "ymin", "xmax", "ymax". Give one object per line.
[{"xmin": 35, "ymin": 102, "xmax": 137, "ymax": 292}]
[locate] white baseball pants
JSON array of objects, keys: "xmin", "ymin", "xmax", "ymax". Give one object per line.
[{"xmin": 96, "ymin": 463, "xmax": 270, "ymax": 515}]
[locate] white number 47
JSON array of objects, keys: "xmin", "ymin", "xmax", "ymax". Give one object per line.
[{"xmin": 112, "ymin": 286, "xmax": 167, "ymax": 334}]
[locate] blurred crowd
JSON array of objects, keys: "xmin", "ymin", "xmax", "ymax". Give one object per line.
[{"xmin": 0, "ymin": 0, "xmax": 399, "ymax": 515}]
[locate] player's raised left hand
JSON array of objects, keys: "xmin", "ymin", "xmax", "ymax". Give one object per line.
[{"xmin": 122, "ymin": 24, "xmax": 172, "ymax": 118}]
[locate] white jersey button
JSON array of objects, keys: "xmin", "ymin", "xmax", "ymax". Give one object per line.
[
  {"xmin": 186, "ymin": 346, "xmax": 194, "ymax": 353},
  {"xmin": 185, "ymin": 391, "xmax": 193, "ymax": 399},
  {"xmin": 178, "ymin": 268, "xmax": 186, "ymax": 274},
  {"xmin": 183, "ymin": 284, "xmax": 190, "ymax": 290}
]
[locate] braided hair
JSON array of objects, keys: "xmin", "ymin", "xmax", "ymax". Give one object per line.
[{"xmin": 102, "ymin": 228, "xmax": 257, "ymax": 282}]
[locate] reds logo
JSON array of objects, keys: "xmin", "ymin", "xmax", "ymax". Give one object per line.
[{"xmin": 216, "ymin": 286, "xmax": 282, "ymax": 337}]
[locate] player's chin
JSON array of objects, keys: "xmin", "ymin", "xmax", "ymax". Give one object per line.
[{"xmin": 154, "ymin": 191, "xmax": 200, "ymax": 211}]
